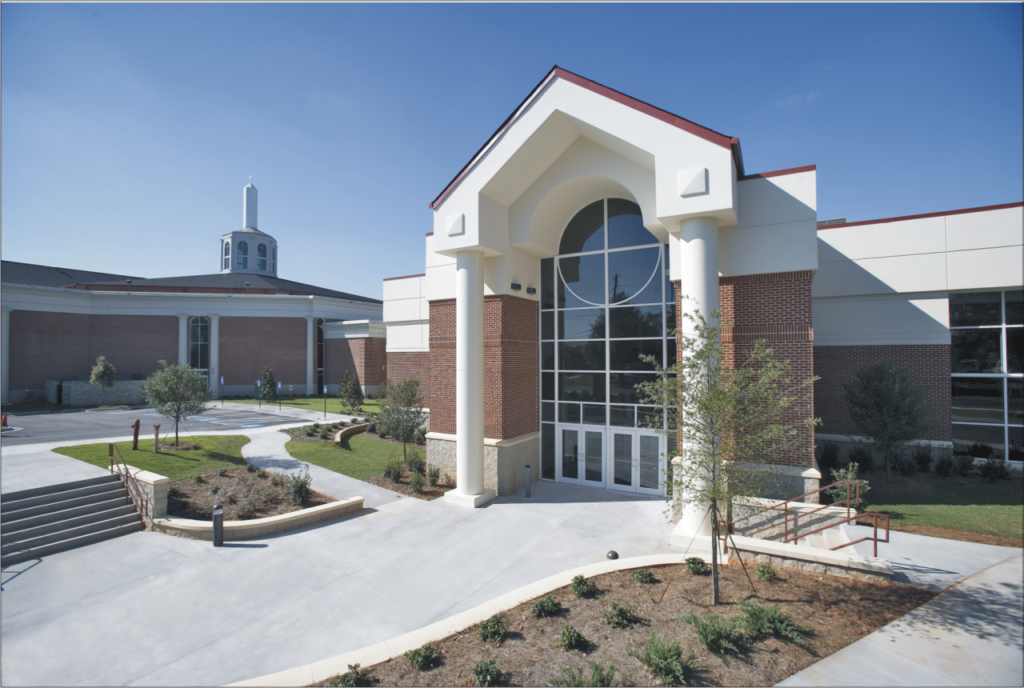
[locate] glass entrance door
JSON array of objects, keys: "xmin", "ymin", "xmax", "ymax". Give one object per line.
[
  {"xmin": 609, "ymin": 429, "xmax": 664, "ymax": 495},
  {"xmin": 558, "ymin": 425, "xmax": 605, "ymax": 487}
]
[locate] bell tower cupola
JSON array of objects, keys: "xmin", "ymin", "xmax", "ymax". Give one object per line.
[{"xmin": 220, "ymin": 178, "xmax": 278, "ymax": 277}]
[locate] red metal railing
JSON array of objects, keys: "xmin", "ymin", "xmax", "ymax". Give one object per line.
[
  {"xmin": 109, "ymin": 443, "xmax": 149, "ymax": 529},
  {"xmin": 724, "ymin": 480, "xmax": 890, "ymax": 557}
]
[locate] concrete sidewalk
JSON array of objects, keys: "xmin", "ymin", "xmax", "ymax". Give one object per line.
[{"xmin": 779, "ymin": 552, "xmax": 1023, "ymax": 686}]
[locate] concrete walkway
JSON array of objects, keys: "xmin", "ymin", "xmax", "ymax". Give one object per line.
[
  {"xmin": 779, "ymin": 552, "xmax": 1023, "ymax": 686},
  {"xmin": 1, "ymin": 436, "xmax": 688, "ymax": 687}
]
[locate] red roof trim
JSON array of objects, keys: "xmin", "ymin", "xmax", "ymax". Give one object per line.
[
  {"xmin": 817, "ymin": 201, "xmax": 1023, "ymax": 231},
  {"xmin": 739, "ymin": 164, "xmax": 816, "ymax": 181},
  {"xmin": 426, "ymin": 232, "xmax": 434, "ymax": 237},
  {"xmin": 429, "ymin": 66, "xmax": 742, "ymax": 211},
  {"xmin": 383, "ymin": 273, "xmax": 426, "ymax": 282}
]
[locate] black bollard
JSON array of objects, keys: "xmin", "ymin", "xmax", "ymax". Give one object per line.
[
  {"xmin": 213, "ymin": 503, "xmax": 224, "ymax": 547},
  {"xmin": 525, "ymin": 465, "xmax": 531, "ymax": 498}
]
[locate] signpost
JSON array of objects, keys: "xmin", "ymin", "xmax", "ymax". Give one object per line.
[
  {"xmin": 256, "ymin": 379, "xmax": 261, "ymax": 409},
  {"xmin": 323, "ymin": 385, "xmax": 328, "ymax": 418},
  {"xmin": 220, "ymin": 376, "xmax": 224, "ymax": 406},
  {"xmin": 278, "ymin": 381, "xmax": 282, "ymax": 410}
]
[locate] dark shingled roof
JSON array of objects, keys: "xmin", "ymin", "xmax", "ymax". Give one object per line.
[
  {"xmin": 1, "ymin": 260, "xmax": 381, "ymax": 305},
  {"xmin": 1, "ymin": 260, "xmax": 139, "ymax": 288}
]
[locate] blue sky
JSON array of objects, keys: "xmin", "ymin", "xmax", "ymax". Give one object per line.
[{"xmin": 3, "ymin": 3, "xmax": 1021, "ymax": 300}]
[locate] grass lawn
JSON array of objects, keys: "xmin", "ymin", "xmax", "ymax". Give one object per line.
[
  {"xmin": 285, "ymin": 430, "xmax": 408, "ymax": 481},
  {"xmin": 861, "ymin": 468, "xmax": 1023, "ymax": 541},
  {"xmin": 53, "ymin": 435, "xmax": 251, "ymax": 482},
  {"xmin": 226, "ymin": 396, "xmax": 382, "ymax": 416}
]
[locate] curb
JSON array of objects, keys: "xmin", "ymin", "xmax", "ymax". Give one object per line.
[{"xmin": 228, "ymin": 552, "xmax": 707, "ymax": 687}]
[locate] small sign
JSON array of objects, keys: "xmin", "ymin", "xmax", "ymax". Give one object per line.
[
  {"xmin": 277, "ymin": 381, "xmax": 281, "ymax": 389},
  {"xmin": 220, "ymin": 376, "xmax": 224, "ymax": 385},
  {"xmin": 323, "ymin": 385, "xmax": 328, "ymax": 394},
  {"xmin": 257, "ymin": 380, "xmax": 261, "ymax": 387}
]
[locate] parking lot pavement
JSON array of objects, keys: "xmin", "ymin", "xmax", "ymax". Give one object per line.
[{"xmin": 0, "ymin": 405, "xmax": 309, "ymax": 448}]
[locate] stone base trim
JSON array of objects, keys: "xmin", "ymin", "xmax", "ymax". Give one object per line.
[
  {"xmin": 444, "ymin": 489, "xmax": 497, "ymax": 508},
  {"xmin": 228, "ymin": 553, "xmax": 720, "ymax": 687},
  {"xmin": 426, "ymin": 431, "xmax": 540, "ymax": 497},
  {"xmin": 111, "ymin": 464, "xmax": 169, "ymax": 524},
  {"xmin": 152, "ymin": 497, "xmax": 364, "ymax": 541}
]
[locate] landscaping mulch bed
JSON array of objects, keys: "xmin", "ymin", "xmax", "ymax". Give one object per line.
[
  {"xmin": 157, "ymin": 441, "xmax": 202, "ymax": 451},
  {"xmin": 364, "ymin": 467, "xmax": 455, "ymax": 501},
  {"xmin": 167, "ymin": 466, "xmax": 334, "ymax": 521},
  {"xmin": 316, "ymin": 562, "xmax": 934, "ymax": 687}
]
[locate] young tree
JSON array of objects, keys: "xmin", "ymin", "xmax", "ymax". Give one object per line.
[
  {"xmin": 337, "ymin": 370, "xmax": 365, "ymax": 414},
  {"xmin": 843, "ymin": 362, "xmax": 932, "ymax": 483},
  {"xmin": 258, "ymin": 367, "xmax": 277, "ymax": 401},
  {"xmin": 142, "ymin": 360, "xmax": 212, "ymax": 445},
  {"xmin": 376, "ymin": 378, "xmax": 426, "ymax": 462},
  {"xmin": 90, "ymin": 356, "xmax": 117, "ymax": 407},
  {"xmin": 636, "ymin": 308, "xmax": 819, "ymax": 606}
]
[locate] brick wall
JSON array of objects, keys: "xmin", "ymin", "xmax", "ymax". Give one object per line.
[
  {"xmin": 9, "ymin": 311, "xmax": 90, "ymax": 389},
  {"xmin": 676, "ymin": 271, "xmax": 816, "ymax": 469},
  {"xmin": 88, "ymin": 315, "xmax": 177, "ymax": 379},
  {"xmin": 364, "ymin": 338, "xmax": 387, "ymax": 387},
  {"xmin": 219, "ymin": 317, "xmax": 307, "ymax": 386},
  {"xmin": 324, "ymin": 339, "xmax": 357, "ymax": 385},
  {"xmin": 814, "ymin": 344, "xmax": 952, "ymax": 441},
  {"xmin": 387, "ymin": 351, "xmax": 430, "ymax": 402},
  {"xmin": 428, "ymin": 295, "xmax": 539, "ymax": 439},
  {"xmin": 326, "ymin": 338, "xmax": 388, "ymax": 392}
]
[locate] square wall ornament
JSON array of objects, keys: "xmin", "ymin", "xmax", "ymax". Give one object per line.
[
  {"xmin": 678, "ymin": 167, "xmax": 708, "ymax": 197},
  {"xmin": 447, "ymin": 213, "xmax": 465, "ymax": 237}
]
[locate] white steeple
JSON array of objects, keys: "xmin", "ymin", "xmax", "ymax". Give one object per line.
[{"xmin": 243, "ymin": 177, "xmax": 258, "ymax": 229}]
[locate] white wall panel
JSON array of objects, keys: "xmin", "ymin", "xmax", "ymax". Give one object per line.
[
  {"xmin": 383, "ymin": 299, "xmax": 424, "ymax": 323},
  {"xmin": 719, "ymin": 220, "xmax": 817, "ymax": 277},
  {"xmin": 386, "ymin": 323, "xmax": 429, "ymax": 352},
  {"xmin": 817, "ymin": 217, "xmax": 946, "ymax": 262},
  {"xmin": 947, "ymin": 246, "xmax": 1024, "ymax": 291},
  {"xmin": 383, "ymin": 275, "xmax": 424, "ymax": 302},
  {"xmin": 813, "ymin": 293, "xmax": 950, "ymax": 346},
  {"xmin": 946, "ymin": 206, "xmax": 1023, "ymax": 252},
  {"xmin": 812, "ymin": 253, "xmax": 947, "ymax": 298}
]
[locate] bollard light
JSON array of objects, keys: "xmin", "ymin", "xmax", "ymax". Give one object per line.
[
  {"xmin": 607, "ymin": 551, "xmax": 618, "ymax": 560},
  {"xmin": 525, "ymin": 464, "xmax": 531, "ymax": 498},
  {"xmin": 213, "ymin": 503, "xmax": 224, "ymax": 547}
]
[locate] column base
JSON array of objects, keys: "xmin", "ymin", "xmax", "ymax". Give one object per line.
[{"xmin": 444, "ymin": 489, "xmax": 496, "ymax": 509}]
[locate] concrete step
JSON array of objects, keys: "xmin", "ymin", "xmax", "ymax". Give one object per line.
[
  {"xmin": 0, "ymin": 474, "xmax": 121, "ymax": 503},
  {"xmin": 2, "ymin": 504, "xmax": 139, "ymax": 542},
  {"xmin": 0, "ymin": 522, "xmax": 142, "ymax": 567},
  {"xmin": 1, "ymin": 513, "xmax": 141, "ymax": 553},
  {"xmin": 1, "ymin": 481, "xmax": 126, "ymax": 513},
  {"xmin": 1, "ymin": 499, "xmax": 134, "ymax": 534},
  {"xmin": 1, "ymin": 489, "xmax": 128, "ymax": 522}
]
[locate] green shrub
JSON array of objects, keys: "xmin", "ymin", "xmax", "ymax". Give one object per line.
[
  {"xmin": 217, "ymin": 468, "xmax": 228, "ymax": 477},
  {"xmin": 210, "ymin": 485, "xmax": 220, "ymax": 495},
  {"xmin": 288, "ymin": 467, "xmax": 312, "ymax": 505},
  {"xmin": 685, "ymin": 557, "xmax": 708, "ymax": 576},
  {"xmin": 383, "ymin": 458, "xmax": 404, "ymax": 483},
  {"xmin": 427, "ymin": 465, "xmax": 441, "ymax": 487},
  {"xmin": 246, "ymin": 463, "xmax": 257, "ymax": 473},
  {"xmin": 603, "ymin": 602, "xmax": 637, "ymax": 629},
  {"xmin": 912, "ymin": 446, "xmax": 932, "ymax": 473},
  {"xmin": 978, "ymin": 456, "xmax": 1011, "ymax": 483},
  {"xmin": 473, "ymin": 659, "xmax": 502, "ymax": 687},
  {"xmin": 967, "ymin": 441, "xmax": 994, "ymax": 458},
  {"xmin": 405, "ymin": 449, "xmax": 426, "ymax": 475},
  {"xmin": 257, "ymin": 469, "xmax": 268, "ymax": 479},
  {"xmin": 167, "ymin": 486, "xmax": 181, "ymax": 498},
  {"xmin": 756, "ymin": 564, "xmax": 777, "ymax": 581},
  {"xmin": 818, "ymin": 441, "xmax": 840, "ymax": 475},
  {"xmin": 633, "ymin": 568, "xmax": 656, "ymax": 584},
  {"xmin": 895, "ymin": 453, "xmax": 917, "ymax": 477},
  {"xmin": 304, "ymin": 425, "xmax": 317, "ymax": 437},
  {"xmin": 270, "ymin": 473, "xmax": 285, "ymax": 488},
  {"xmin": 477, "ymin": 614, "xmax": 507, "ymax": 643},
  {"xmin": 935, "ymin": 451, "xmax": 954, "ymax": 477},
  {"xmin": 738, "ymin": 599, "xmax": 812, "ymax": 645},
  {"xmin": 848, "ymin": 445, "xmax": 874, "ymax": 472},
  {"xmin": 571, "ymin": 574, "xmax": 598, "ymax": 599},
  {"xmin": 954, "ymin": 453, "xmax": 975, "ymax": 476},
  {"xmin": 329, "ymin": 663, "xmax": 369, "ymax": 687},
  {"xmin": 366, "ymin": 422, "xmax": 376, "ymax": 434},
  {"xmin": 825, "ymin": 462, "xmax": 870, "ymax": 512},
  {"xmin": 415, "ymin": 426, "xmax": 428, "ymax": 445},
  {"xmin": 547, "ymin": 661, "xmax": 618, "ymax": 687},
  {"xmin": 404, "ymin": 642, "xmax": 440, "ymax": 671},
  {"xmin": 628, "ymin": 632, "xmax": 705, "ymax": 687},
  {"xmin": 555, "ymin": 625, "xmax": 588, "ymax": 652},
  {"xmin": 678, "ymin": 612, "xmax": 742, "ymax": 654},
  {"xmin": 226, "ymin": 490, "xmax": 237, "ymax": 505},
  {"xmin": 531, "ymin": 594, "xmax": 563, "ymax": 618},
  {"xmin": 409, "ymin": 471, "xmax": 425, "ymax": 493},
  {"xmin": 191, "ymin": 474, "xmax": 203, "ymax": 484}
]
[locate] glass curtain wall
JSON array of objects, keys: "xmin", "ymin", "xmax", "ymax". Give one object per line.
[
  {"xmin": 539, "ymin": 198, "xmax": 675, "ymax": 487},
  {"xmin": 950, "ymin": 290, "xmax": 1023, "ymax": 461}
]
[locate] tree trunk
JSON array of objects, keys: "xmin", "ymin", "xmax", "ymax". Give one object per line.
[
  {"xmin": 175, "ymin": 418, "xmax": 179, "ymax": 445},
  {"xmin": 711, "ymin": 500, "xmax": 720, "ymax": 606}
]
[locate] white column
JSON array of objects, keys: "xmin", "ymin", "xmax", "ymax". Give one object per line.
[
  {"xmin": 177, "ymin": 315, "xmax": 189, "ymax": 365},
  {"xmin": 305, "ymin": 316, "xmax": 315, "ymax": 396},
  {"xmin": 677, "ymin": 216, "xmax": 719, "ymax": 539},
  {"xmin": 445, "ymin": 250, "xmax": 495, "ymax": 508},
  {"xmin": 2, "ymin": 309, "xmax": 11, "ymax": 404},
  {"xmin": 209, "ymin": 316, "xmax": 220, "ymax": 397}
]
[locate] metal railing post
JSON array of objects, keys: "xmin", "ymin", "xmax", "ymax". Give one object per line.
[{"xmin": 524, "ymin": 465, "xmax": 531, "ymax": 498}]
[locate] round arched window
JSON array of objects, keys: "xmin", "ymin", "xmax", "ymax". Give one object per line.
[
  {"xmin": 257, "ymin": 243, "xmax": 268, "ymax": 271},
  {"xmin": 237, "ymin": 241, "xmax": 249, "ymax": 269},
  {"xmin": 223, "ymin": 241, "xmax": 230, "ymax": 270}
]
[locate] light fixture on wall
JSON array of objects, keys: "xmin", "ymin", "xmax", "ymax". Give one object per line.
[
  {"xmin": 510, "ymin": 283, "xmax": 522, "ymax": 291},
  {"xmin": 526, "ymin": 287, "xmax": 536, "ymax": 295}
]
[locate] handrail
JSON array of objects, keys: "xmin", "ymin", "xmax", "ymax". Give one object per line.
[
  {"xmin": 109, "ymin": 443, "xmax": 149, "ymax": 528},
  {"xmin": 720, "ymin": 509, "xmax": 890, "ymax": 557}
]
